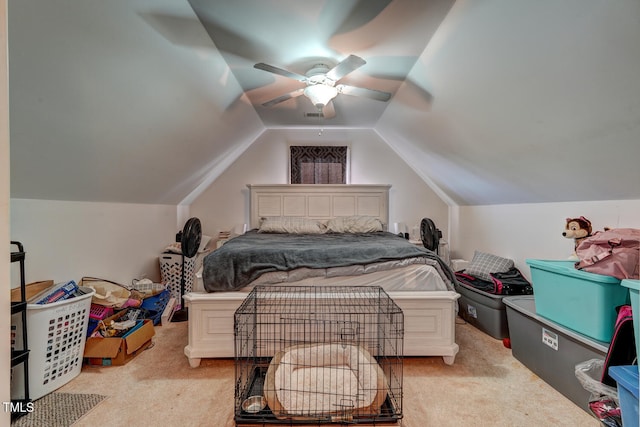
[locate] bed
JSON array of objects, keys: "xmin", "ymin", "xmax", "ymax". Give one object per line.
[{"xmin": 183, "ymin": 184, "xmax": 460, "ymax": 367}]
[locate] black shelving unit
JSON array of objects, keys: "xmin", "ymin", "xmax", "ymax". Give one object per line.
[{"xmin": 10, "ymin": 241, "xmax": 30, "ymax": 418}]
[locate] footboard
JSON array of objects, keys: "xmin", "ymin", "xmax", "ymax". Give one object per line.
[
  {"xmin": 184, "ymin": 290, "xmax": 460, "ymax": 367},
  {"xmin": 391, "ymin": 291, "xmax": 460, "ymax": 364}
]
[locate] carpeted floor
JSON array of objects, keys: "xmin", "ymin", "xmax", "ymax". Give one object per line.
[
  {"xmin": 10, "ymin": 392, "xmax": 107, "ymax": 427},
  {"xmin": 55, "ymin": 319, "xmax": 600, "ymax": 427}
]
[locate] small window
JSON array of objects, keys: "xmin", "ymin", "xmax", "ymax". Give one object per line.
[{"xmin": 290, "ymin": 146, "xmax": 348, "ymax": 184}]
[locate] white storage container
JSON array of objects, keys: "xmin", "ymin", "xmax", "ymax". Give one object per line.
[
  {"xmin": 11, "ymin": 286, "xmax": 95, "ymax": 400},
  {"xmin": 159, "ymin": 253, "xmax": 196, "ymax": 302}
]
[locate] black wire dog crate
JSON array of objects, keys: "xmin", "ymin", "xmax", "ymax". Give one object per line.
[{"xmin": 234, "ymin": 285, "xmax": 404, "ymax": 425}]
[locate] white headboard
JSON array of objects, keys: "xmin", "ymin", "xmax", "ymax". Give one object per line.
[{"xmin": 247, "ymin": 184, "xmax": 391, "ymax": 229}]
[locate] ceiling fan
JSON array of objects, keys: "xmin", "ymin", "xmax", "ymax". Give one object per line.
[{"xmin": 254, "ymin": 54, "xmax": 391, "ymax": 118}]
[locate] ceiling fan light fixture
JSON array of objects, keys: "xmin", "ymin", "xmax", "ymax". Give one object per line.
[
  {"xmin": 304, "ymin": 85, "xmax": 338, "ymax": 109},
  {"xmin": 255, "ymin": 55, "xmax": 391, "ymax": 114}
]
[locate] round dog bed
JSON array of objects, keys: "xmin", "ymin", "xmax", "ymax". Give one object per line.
[{"xmin": 264, "ymin": 343, "xmax": 387, "ymax": 420}]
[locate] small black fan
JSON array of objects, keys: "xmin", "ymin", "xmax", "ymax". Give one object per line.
[
  {"xmin": 171, "ymin": 217, "xmax": 202, "ymax": 323},
  {"xmin": 420, "ymin": 218, "xmax": 442, "ymax": 252}
]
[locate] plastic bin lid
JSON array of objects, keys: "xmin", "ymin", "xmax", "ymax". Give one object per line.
[
  {"xmin": 608, "ymin": 365, "xmax": 639, "ymax": 397},
  {"xmin": 621, "ymin": 279, "xmax": 640, "ymax": 291},
  {"xmin": 502, "ymin": 296, "xmax": 610, "ymax": 353},
  {"xmin": 525, "ymin": 259, "xmax": 621, "ymax": 284}
]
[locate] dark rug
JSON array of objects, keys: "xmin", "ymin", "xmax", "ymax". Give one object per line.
[{"xmin": 11, "ymin": 392, "xmax": 107, "ymax": 427}]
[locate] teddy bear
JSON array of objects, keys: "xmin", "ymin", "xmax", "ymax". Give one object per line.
[{"xmin": 562, "ymin": 216, "xmax": 592, "ymax": 256}]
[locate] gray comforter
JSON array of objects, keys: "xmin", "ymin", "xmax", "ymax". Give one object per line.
[{"xmin": 202, "ymin": 231, "xmax": 456, "ymax": 292}]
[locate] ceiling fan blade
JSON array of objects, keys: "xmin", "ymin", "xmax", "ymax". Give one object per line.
[
  {"xmin": 322, "ymin": 101, "xmax": 336, "ymax": 119},
  {"xmin": 254, "ymin": 63, "xmax": 308, "ymax": 82},
  {"xmin": 336, "ymin": 84, "xmax": 391, "ymax": 102},
  {"xmin": 261, "ymin": 88, "xmax": 305, "ymax": 107},
  {"xmin": 325, "ymin": 55, "xmax": 366, "ymax": 81}
]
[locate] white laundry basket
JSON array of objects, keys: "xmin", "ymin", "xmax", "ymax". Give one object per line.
[
  {"xmin": 11, "ymin": 286, "xmax": 95, "ymax": 400},
  {"xmin": 159, "ymin": 253, "xmax": 196, "ymax": 303}
]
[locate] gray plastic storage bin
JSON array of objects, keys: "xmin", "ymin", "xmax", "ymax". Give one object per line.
[
  {"xmin": 504, "ymin": 296, "xmax": 609, "ymax": 413},
  {"xmin": 455, "ymin": 281, "xmax": 509, "ymax": 339}
]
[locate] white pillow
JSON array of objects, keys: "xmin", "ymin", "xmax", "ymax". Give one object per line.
[
  {"xmin": 326, "ymin": 216, "xmax": 384, "ymax": 233},
  {"xmin": 258, "ymin": 217, "xmax": 326, "ymax": 234}
]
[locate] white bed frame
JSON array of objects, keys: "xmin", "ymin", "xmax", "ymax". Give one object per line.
[{"xmin": 184, "ymin": 184, "xmax": 460, "ymax": 366}]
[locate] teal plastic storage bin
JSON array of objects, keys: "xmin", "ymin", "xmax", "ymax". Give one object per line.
[
  {"xmin": 608, "ymin": 365, "xmax": 639, "ymax": 427},
  {"xmin": 621, "ymin": 279, "xmax": 640, "ymax": 358},
  {"xmin": 526, "ymin": 259, "xmax": 629, "ymax": 342}
]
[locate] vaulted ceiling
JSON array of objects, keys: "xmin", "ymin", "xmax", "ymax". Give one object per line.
[
  {"xmin": 8, "ymin": 0, "xmax": 640, "ymax": 206},
  {"xmin": 184, "ymin": 0, "xmax": 448, "ymax": 127}
]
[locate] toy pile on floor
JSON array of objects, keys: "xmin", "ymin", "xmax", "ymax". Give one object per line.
[{"xmin": 80, "ymin": 277, "xmax": 172, "ymax": 338}]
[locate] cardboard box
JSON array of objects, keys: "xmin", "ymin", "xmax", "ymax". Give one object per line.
[
  {"xmin": 83, "ymin": 311, "xmax": 155, "ymax": 366},
  {"xmin": 10, "ymin": 280, "xmax": 54, "ymax": 302}
]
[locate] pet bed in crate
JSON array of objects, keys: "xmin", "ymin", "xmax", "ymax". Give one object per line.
[{"xmin": 263, "ymin": 343, "xmax": 387, "ymax": 421}]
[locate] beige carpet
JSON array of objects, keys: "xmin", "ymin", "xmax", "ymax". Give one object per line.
[{"xmin": 58, "ymin": 319, "xmax": 600, "ymax": 427}]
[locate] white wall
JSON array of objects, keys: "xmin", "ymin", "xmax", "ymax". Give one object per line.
[
  {"xmin": 451, "ymin": 199, "xmax": 640, "ymax": 279},
  {"xmin": 189, "ymin": 128, "xmax": 449, "ymax": 240},
  {"xmin": 9, "ymin": 199, "xmax": 178, "ymax": 287},
  {"xmin": 1, "ymin": 0, "xmax": 10, "ymax": 420}
]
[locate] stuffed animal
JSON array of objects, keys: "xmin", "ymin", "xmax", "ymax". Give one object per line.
[{"xmin": 563, "ymin": 216, "xmax": 593, "ymax": 252}]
